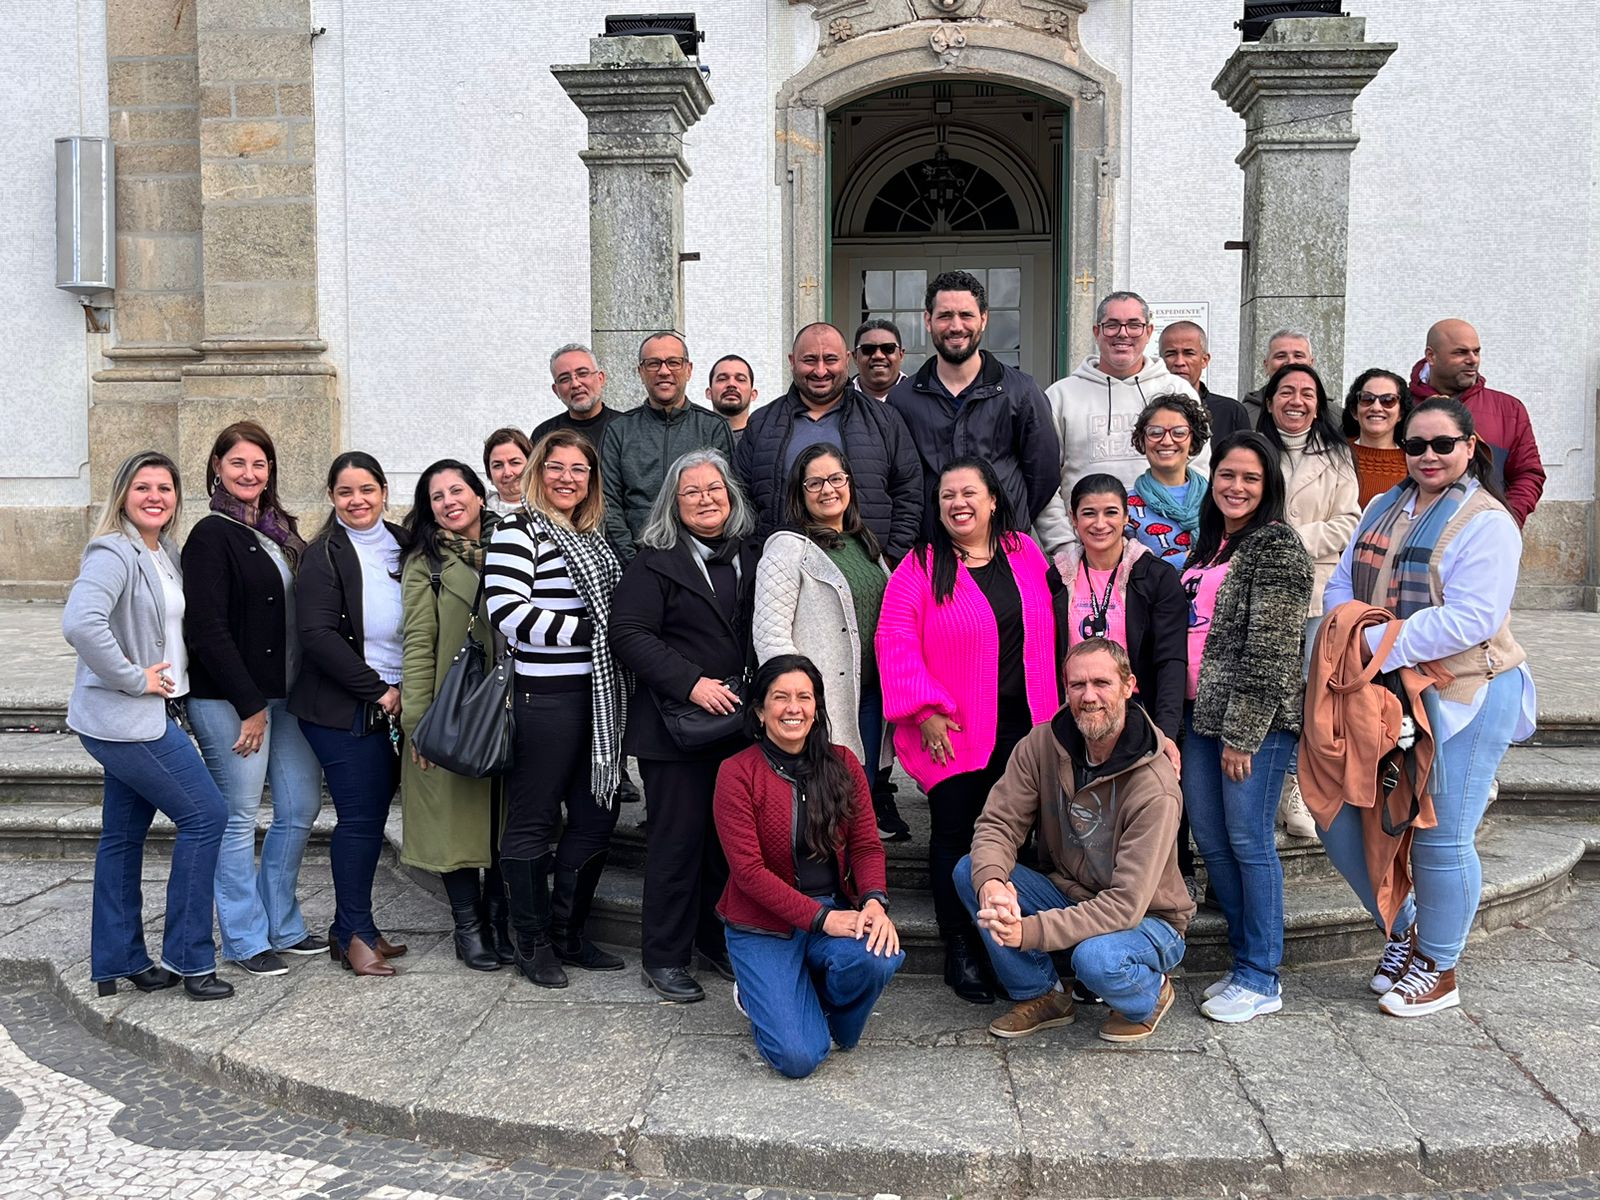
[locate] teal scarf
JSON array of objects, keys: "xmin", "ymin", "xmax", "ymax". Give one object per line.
[{"xmin": 1133, "ymin": 467, "xmax": 1205, "ymax": 534}]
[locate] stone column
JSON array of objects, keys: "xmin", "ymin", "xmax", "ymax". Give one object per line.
[
  {"xmin": 552, "ymin": 36, "xmax": 712, "ymax": 399},
  {"xmin": 1214, "ymin": 17, "xmax": 1395, "ymax": 401},
  {"xmin": 180, "ymin": 0, "xmax": 336, "ymax": 522}
]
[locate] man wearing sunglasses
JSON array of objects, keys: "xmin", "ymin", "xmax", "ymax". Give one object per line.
[
  {"xmin": 850, "ymin": 319, "xmax": 908, "ymax": 402},
  {"xmin": 1408, "ymin": 319, "xmax": 1544, "ymax": 526}
]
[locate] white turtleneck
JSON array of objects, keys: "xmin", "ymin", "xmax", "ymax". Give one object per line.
[
  {"xmin": 339, "ymin": 517, "xmax": 403, "ymax": 685},
  {"xmin": 1278, "ymin": 426, "xmax": 1310, "ymax": 481}
]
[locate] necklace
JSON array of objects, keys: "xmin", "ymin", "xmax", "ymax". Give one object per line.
[
  {"xmin": 148, "ymin": 545, "xmax": 177, "ymax": 582},
  {"xmin": 1079, "ymin": 559, "xmax": 1117, "ymax": 639}
]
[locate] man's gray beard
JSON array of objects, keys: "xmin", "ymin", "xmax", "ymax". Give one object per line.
[{"xmin": 1074, "ymin": 707, "xmax": 1124, "ymax": 745}]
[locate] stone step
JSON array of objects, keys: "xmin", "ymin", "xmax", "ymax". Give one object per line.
[
  {"xmin": 1495, "ymin": 744, "xmax": 1600, "ymax": 814},
  {"xmin": 0, "ymin": 799, "xmax": 345, "ymax": 859},
  {"xmin": 588, "ymin": 818, "xmax": 1586, "ymax": 976}
]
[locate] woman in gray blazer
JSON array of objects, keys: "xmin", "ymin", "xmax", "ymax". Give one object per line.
[{"xmin": 62, "ymin": 451, "xmax": 232, "ymax": 1002}]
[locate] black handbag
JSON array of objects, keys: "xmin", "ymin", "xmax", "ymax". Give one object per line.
[
  {"xmin": 653, "ymin": 673, "xmax": 748, "ymax": 752},
  {"xmin": 411, "ymin": 574, "xmax": 515, "ymax": 777}
]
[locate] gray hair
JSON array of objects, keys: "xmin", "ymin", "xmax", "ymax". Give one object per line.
[
  {"xmin": 1267, "ymin": 329, "xmax": 1312, "ymax": 350},
  {"xmin": 548, "ymin": 342, "xmax": 596, "ymax": 374},
  {"xmin": 1095, "ymin": 290, "xmax": 1150, "ymax": 325},
  {"xmin": 1159, "ymin": 319, "xmax": 1208, "ymax": 353},
  {"xmin": 637, "ymin": 449, "xmax": 755, "ymax": 550},
  {"xmin": 638, "ymin": 330, "xmax": 689, "ymax": 362}
]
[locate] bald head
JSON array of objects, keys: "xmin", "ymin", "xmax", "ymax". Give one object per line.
[{"xmin": 1424, "ymin": 319, "xmax": 1482, "ymax": 396}]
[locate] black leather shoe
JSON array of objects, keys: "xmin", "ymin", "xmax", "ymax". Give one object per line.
[
  {"xmin": 696, "ymin": 948, "xmax": 736, "ymax": 982},
  {"xmin": 182, "ymin": 972, "xmax": 235, "ymax": 1002},
  {"xmin": 278, "ymin": 934, "xmax": 329, "ymax": 956},
  {"xmin": 450, "ymin": 901, "xmax": 500, "ymax": 973},
  {"xmin": 96, "ymin": 966, "xmax": 179, "ymax": 997},
  {"xmin": 641, "ymin": 965, "xmax": 704, "ymax": 1003},
  {"xmin": 944, "ymin": 933, "xmax": 994, "ymax": 1005},
  {"xmin": 483, "ymin": 892, "xmax": 516, "ymax": 966}
]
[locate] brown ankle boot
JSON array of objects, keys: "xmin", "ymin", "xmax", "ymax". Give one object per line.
[{"xmin": 339, "ymin": 935, "xmax": 396, "ymax": 977}]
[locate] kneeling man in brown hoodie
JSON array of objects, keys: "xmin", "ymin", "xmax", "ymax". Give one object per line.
[{"xmin": 955, "ymin": 637, "xmax": 1196, "ymax": 1043}]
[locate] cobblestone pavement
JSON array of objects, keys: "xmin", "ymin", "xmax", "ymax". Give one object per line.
[{"xmin": 0, "ymin": 979, "xmax": 1596, "ymax": 1200}]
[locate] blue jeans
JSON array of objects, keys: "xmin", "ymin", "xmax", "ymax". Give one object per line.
[
  {"xmin": 300, "ymin": 719, "xmax": 398, "ymax": 947},
  {"xmin": 1182, "ymin": 713, "xmax": 1295, "ymax": 995},
  {"xmin": 858, "ymin": 679, "xmax": 883, "ymax": 777},
  {"xmin": 725, "ymin": 917, "xmax": 904, "ymax": 1079},
  {"xmin": 190, "ymin": 698, "xmax": 324, "ymax": 960},
  {"xmin": 953, "ymin": 857, "xmax": 1186, "ymax": 1021},
  {"xmin": 80, "ymin": 720, "xmax": 226, "ymax": 980},
  {"xmin": 1317, "ymin": 671, "xmax": 1522, "ymax": 968}
]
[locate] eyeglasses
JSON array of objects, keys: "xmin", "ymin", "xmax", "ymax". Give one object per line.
[
  {"xmin": 801, "ymin": 472, "xmax": 850, "ymax": 494},
  {"xmin": 1356, "ymin": 392, "xmax": 1400, "ymax": 410},
  {"xmin": 1145, "ymin": 425, "xmax": 1191, "ymax": 443},
  {"xmin": 1098, "ymin": 320, "xmax": 1149, "ymax": 336},
  {"xmin": 553, "ymin": 367, "xmax": 598, "ymax": 386},
  {"xmin": 542, "ymin": 462, "xmax": 591, "ymax": 479},
  {"xmin": 1401, "ymin": 435, "xmax": 1470, "ymax": 457},
  {"xmin": 677, "ymin": 482, "xmax": 727, "ymax": 502},
  {"xmin": 640, "ymin": 357, "xmax": 690, "ymax": 373},
  {"xmin": 855, "ymin": 342, "xmax": 899, "ymax": 357}
]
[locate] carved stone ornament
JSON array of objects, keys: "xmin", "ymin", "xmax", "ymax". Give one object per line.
[
  {"xmin": 929, "ymin": 24, "xmax": 967, "ymax": 66},
  {"xmin": 828, "ymin": 16, "xmax": 854, "ymax": 41}
]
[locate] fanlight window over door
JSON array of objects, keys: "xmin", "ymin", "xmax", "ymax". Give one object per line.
[{"xmin": 863, "ymin": 152, "xmax": 1021, "ymax": 235}]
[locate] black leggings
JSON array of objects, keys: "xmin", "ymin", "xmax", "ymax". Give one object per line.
[
  {"xmin": 501, "ymin": 683, "xmax": 618, "ymax": 865},
  {"xmin": 927, "ymin": 723, "xmax": 1031, "ymax": 935}
]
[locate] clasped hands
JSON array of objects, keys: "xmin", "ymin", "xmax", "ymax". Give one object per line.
[
  {"xmin": 821, "ymin": 898, "xmax": 900, "ymax": 957},
  {"xmin": 976, "ymin": 878, "xmax": 1025, "ymax": 948}
]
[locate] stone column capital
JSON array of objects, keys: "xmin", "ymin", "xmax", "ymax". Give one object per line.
[{"xmin": 552, "ymin": 37, "xmax": 712, "ymax": 135}]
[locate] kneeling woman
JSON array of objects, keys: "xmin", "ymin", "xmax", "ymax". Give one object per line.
[{"xmin": 713, "ymin": 655, "xmax": 903, "ymax": 1079}]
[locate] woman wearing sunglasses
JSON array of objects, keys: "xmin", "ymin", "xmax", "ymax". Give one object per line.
[
  {"xmin": 1318, "ymin": 397, "xmax": 1536, "ymax": 1017},
  {"xmin": 1341, "ymin": 369, "xmax": 1413, "ymax": 507}
]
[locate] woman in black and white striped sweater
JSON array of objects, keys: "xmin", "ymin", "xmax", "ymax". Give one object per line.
[{"xmin": 484, "ymin": 430, "xmax": 630, "ymax": 989}]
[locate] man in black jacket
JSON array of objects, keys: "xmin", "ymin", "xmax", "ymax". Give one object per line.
[
  {"xmin": 888, "ymin": 271, "xmax": 1062, "ymax": 538},
  {"xmin": 733, "ymin": 323, "xmax": 923, "ymax": 563},
  {"xmin": 1157, "ymin": 321, "xmax": 1250, "ymax": 443}
]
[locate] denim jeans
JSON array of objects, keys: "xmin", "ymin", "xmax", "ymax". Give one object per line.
[
  {"xmin": 725, "ymin": 916, "xmax": 904, "ymax": 1079},
  {"xmin": 1182, "ymin": 713, "xmax": 1295, "ymax": 995},
  {"xmin": 858, "ymin": 678, "xmax": 883, "ymax": 778},
  {"xmin": 80, "ymin": 720, "xmax": 227, "ymax": 980},
  {"xmin": 953, "ymin": 857, "xmax": 1186, "ymax": 1021},
  {"xmin": 299, "ymin": 719, "xmax": 398, "ymax": 947},
  {"xmin": 1317, "ymin": 671, "xmax": 1522, "ymax": 968},
  {"xmin": 189, "ymin": 698, "xmax": 324, "ymax": 960}
]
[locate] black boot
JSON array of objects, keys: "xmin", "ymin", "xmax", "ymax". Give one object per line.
[
  {"xmin": 451, "ymin": 899, "xmax": 499, "ymax": 972},
  {"xmin": 482, "ymin": 889, "xmax": 515, "ymax": 965},
  {"xmin": 943, "ymin": 930, "xmax": 994, "ymax": 1005},
  {"xmin": 500, "ymin": 855, "xmax": 568, "ymax": 988},
  {"xmin": 551, "ymin": 852, "xmax": 625, "ymax": 971}
]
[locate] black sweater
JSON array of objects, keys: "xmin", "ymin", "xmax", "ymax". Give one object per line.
[{"xmin": 182, "ymin": 514, "xmax": 294, "ymax": 719}]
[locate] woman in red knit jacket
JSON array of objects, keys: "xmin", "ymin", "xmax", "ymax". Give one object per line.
[{"xmin": 713, "ymin": 654, "xmax": 903, "ymax": 1079}]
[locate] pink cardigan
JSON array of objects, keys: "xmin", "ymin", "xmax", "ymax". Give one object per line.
[{"xmin": 876, "ymin": 533, "xmax": 1059, "ymax": 790}]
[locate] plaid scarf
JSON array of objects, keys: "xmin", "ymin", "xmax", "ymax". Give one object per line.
[
  {"xmin": 209, "ymin": 489, "xmax": 305, "ymax": 566},
  {"xmin": 525, "ymin": 505, "xmax": 631, "ymax": 808},
  {"xmin": 436, "ymin": 528, "xmax": 486, "ymax": 573},
  {"xmin": 1348, "ymin": 478, "xmax": 1471, "ymax": 618}
]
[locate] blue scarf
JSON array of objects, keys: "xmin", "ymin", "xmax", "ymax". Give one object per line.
[
  {"xmin": 1133, "ymin": 467, "xmax": 1205, "ymax": 534},
  {"xmin": 1348, "ymin": 479, "xmax": 1472, "ymax": 618}
]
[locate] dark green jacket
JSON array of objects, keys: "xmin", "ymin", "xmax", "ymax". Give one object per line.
[{"xmin": 600, "ymin": 401, "xmax": 736, "ymax": 563}]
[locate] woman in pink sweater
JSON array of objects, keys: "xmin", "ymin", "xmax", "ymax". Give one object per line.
[{"xmin": 877, "ymin": 456, "xmax": 1058, "ymax": 1004}]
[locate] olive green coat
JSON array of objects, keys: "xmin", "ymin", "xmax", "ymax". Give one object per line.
[{"xmin": 399, "ymin": 547, "xmax": 496, "ymax": 872}]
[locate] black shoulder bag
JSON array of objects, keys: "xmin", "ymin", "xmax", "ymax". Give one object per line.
[{"xmin": 411, "ymin": 572, "xmax": 515, "ymax": 777}]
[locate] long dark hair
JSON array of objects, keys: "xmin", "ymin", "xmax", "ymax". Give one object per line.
[
  {"xmin": 782, "ymin": 442, "xmax": 881, "ymax": 559},
  {"xmin": 314, "ymin": 450, "xmax": 388, "ymax": 542},
  {"xmin": 748, "ymin": 654, "xmax": 856, "ymax": 859},
  {"xmin": 1403, "ymin": 397, "xmax": 1508, "ymax": 506},
  {"xmin": 1340, "ymin": 368, "xmax": 1412, "ymax": 441},
  {"xmin": 207, "ymin": 421, "xmax": 302, "ymax": 564},
  {"xmin": 918, "ymin": 456, "xmax": 1018, "ymax": 604},
  {"xmin": 1190, "ymin": 432, "xmax": 1288, "ymax": 568},
  {"xmin": 401, "ymin": 459, "xmax": 488, "ymax": 569},
  {"xmin": 1256, "ymin": 363, "xmax": 1352, "ymax": 465}
]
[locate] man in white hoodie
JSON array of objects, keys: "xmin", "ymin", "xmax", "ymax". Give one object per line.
[{"xmin": 1033, "ymin": 292, "xmax": 1205, "ymax": 553}]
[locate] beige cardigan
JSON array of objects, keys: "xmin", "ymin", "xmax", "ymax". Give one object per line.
[{"xmin": 1282, "ymin": 447, "xmax": 1361, "ymax": 618}]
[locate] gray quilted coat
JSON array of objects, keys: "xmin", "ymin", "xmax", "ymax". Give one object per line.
[{"xmin": 751, "ymin": 529, "xmax": 889, "ymax": 769}]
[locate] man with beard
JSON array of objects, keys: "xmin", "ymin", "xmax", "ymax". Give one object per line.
[
  {"xmin": 887, "ymin": 271, "xmax": 1061, "ymax": 539},
  {"xmin": 733, "ymin": 322, "xmax": 922, "ymax": 563},
  {"xmin": 954, "ymin": 638, "xmax": 1194, "ymax": 1044},
  {"xmin": 705, "ymin": 355, "xmax": 757, "ymax": 446},
  {"xmin": 532, "ymin": 343, "xmax": 622, "ymax": 447}
]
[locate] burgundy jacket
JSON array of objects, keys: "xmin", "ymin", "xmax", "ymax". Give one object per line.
[
  {"xmin": 1409, "ymin": 360, "xmax": 1545, "ymax": 525},
  {"xmin": 713, "ymin": 743, "xmax": 889, "ymax": 936}
]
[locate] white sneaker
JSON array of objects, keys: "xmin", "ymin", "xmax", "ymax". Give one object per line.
[
  {"xmin": 1201, "ymin": 972, "xmax": 1235, "ymax": 1001},
  {"xmin": 1200, "ymin": 982, "xmax": 1283, "ymax": 1024},
  {"xmin": 1278, "ymin": 774, "xmax": 1316, "ymax": 838},
  {"xmin": 1370, "ymin": 926, "xmax": 1415, "ymax": 995}
]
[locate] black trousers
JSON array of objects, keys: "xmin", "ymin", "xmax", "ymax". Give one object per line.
[
  {"xmin": 639, "ymin": 755, "xmax": 733, "ymax": 969},
  {"xmin": 926, "ymin": 723, "xmax": 1031, "ymax": 935},
  {"xmin": 501, "ymin": 683, "xmax": 618, "ymax": 866}
]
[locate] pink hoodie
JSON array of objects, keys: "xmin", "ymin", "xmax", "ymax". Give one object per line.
[{"xmin": 876, "ymin": 533, "xmax": 1059, "ymax": 790}]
